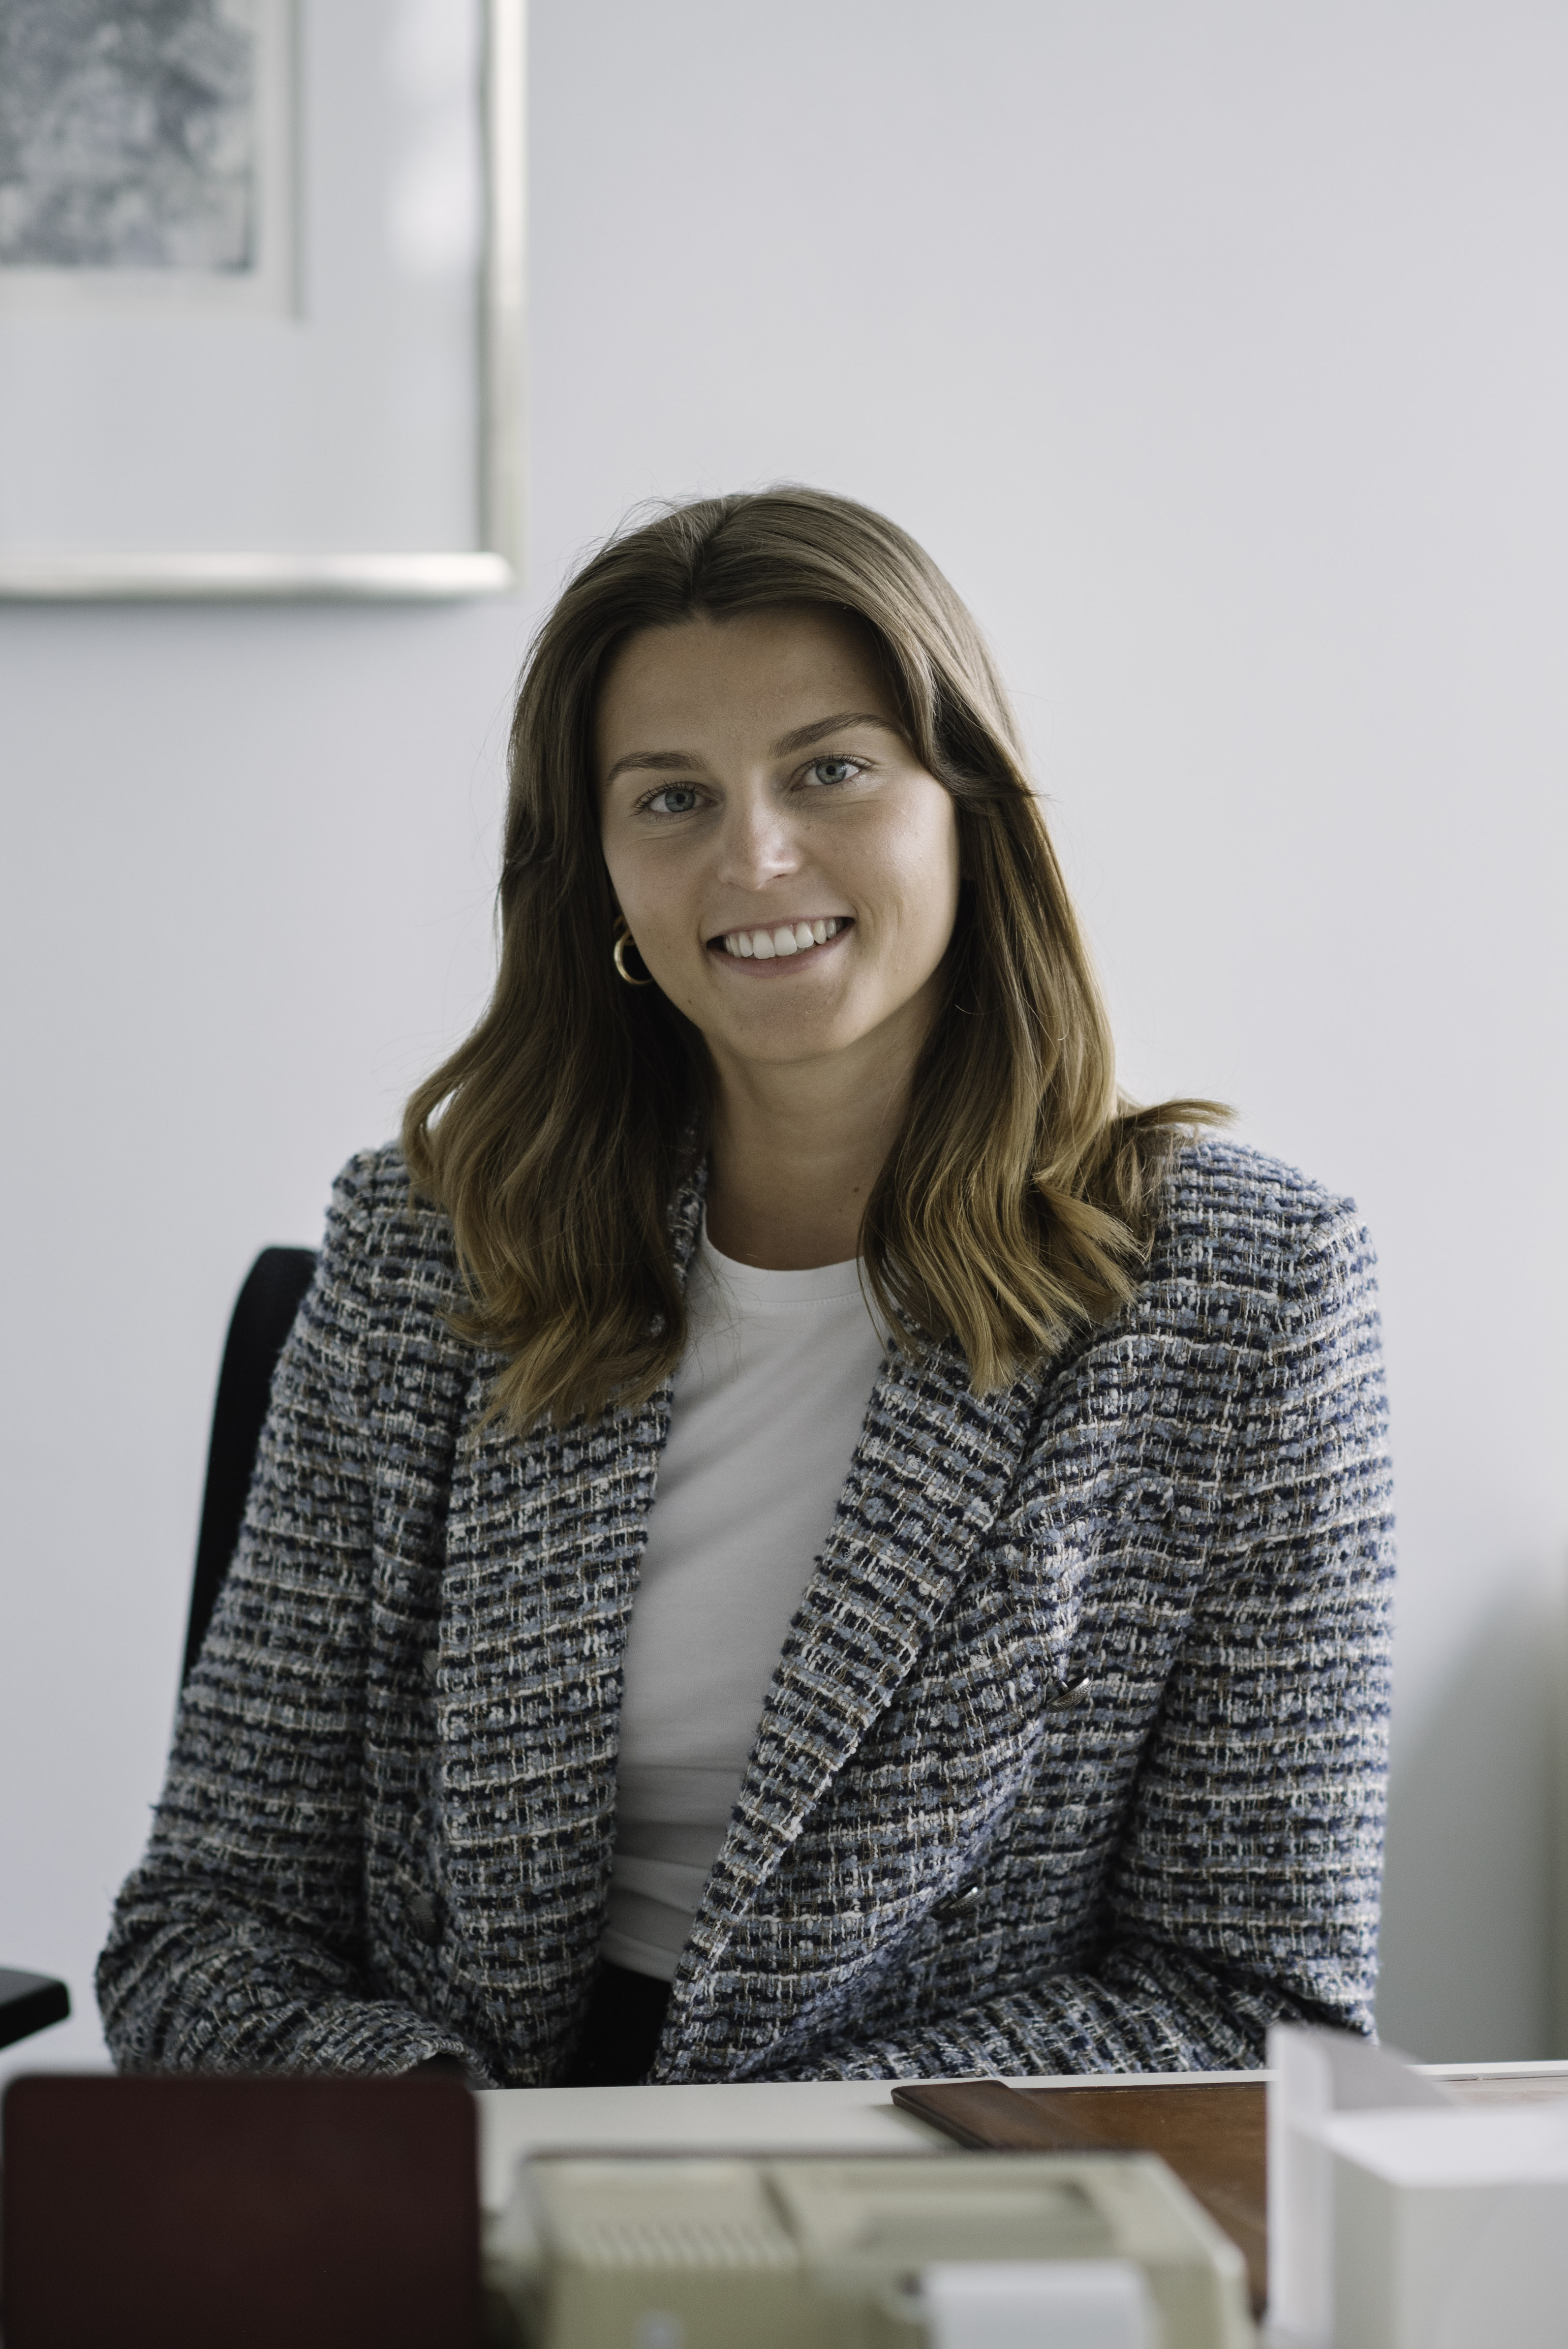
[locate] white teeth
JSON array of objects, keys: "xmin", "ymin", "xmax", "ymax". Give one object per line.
[{"xmin": 720, "ymin": 917, "xmax": 844, "ymax": 959}]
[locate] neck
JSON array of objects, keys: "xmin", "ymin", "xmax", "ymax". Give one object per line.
[{"xmin": 702, "ymin": 1024, "xmax": 920, "ymax": 1271}]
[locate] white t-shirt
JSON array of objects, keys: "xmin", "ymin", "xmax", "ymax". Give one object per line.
[{"xmin": 601, "ymin": 1221, "xmax": 888, "ymax": 1980}]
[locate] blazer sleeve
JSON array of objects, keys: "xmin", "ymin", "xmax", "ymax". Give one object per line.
[
  {"xmin": 95, "ymin": 1157, "xmax": 486, "ymax": 2079},
  {"xmin": 773, "ymin": 1196, "xmax": 1395, "ymax": 2079}
]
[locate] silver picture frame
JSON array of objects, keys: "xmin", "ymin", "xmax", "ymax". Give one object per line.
[{"xmin": 0, "ymin": 0, "xmax": 525, "ymax": 601}]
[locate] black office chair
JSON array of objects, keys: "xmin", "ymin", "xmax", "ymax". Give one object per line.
[
  {"xmin": 0, "ymin": 1258, "xmax": 317, "ymax": 2057},
  {"xmin": 183, "ymin": 1246, "xmax": 318, "ymax": 1686},
  {"xmin": 0, "ymin": 1969, "xmax": 70, "ymax": 2050}
]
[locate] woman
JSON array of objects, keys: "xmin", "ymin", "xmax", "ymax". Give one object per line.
[{"xmin": 99, "ymin": 489, "xmax": 1393, "ymax": 2087}]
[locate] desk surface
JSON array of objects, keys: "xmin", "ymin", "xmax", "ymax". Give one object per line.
[
  {"xmin": 478, "ymin": 2078, "xmax": 943, "ymax": 2209},
  {"xmin": 477, "ymin": 2059, "xmax": 1568, "ymax": 2214}
]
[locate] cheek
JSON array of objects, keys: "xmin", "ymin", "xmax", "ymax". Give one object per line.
[
  {"xmin": 887, "ymin": 798, "xmax": 961, "ymax": 950},
  {"xmin": 599, "ymin": 824, "xmax": 628, "ymax": 906},
  {"xmin": 602, "ymin": 837, "xmax": 670, "ymax": 932},
  {"xmin": 602, "ymin": 847, "xmax": 707, "ymax": 993}
]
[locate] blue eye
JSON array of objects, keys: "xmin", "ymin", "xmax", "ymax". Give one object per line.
[
  {"xmin": 646, "ymin": 785, "xmax": 700, "ymax": 815},
  {"xmin": 806, "ymin": 758, "xmax": 861, "ymax": 787}
]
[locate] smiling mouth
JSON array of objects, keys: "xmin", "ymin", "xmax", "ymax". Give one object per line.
[{"xmin": 710, "ymin": 917, "xmax": 850, "ymax": 962}]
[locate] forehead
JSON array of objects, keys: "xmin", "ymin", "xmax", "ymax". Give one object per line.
[{"xmin": 595, "ymin": 606, "xmax": 895, "ymax": 767}]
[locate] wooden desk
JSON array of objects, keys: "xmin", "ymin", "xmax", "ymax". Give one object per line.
[
  {"xmin": 477, "ymin": 2062, "xmax": 1568, "ymax": 2319},
  {"xmin": 894, "ymin": 2063, "xmax": 1568, "ymax": 2318},
  {"xmin": 895, "ymin": 2076, "xmax": 1269, "ymax": 2309}
]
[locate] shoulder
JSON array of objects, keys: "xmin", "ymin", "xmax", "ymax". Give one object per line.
[
  {"xmin": 312, "ymin": 1142, "xmax": 467, "ymax": 1343},
  {"xmin": 1154, "ymin": 1136, "xmax": 1374, "ymax": 1294},
  {"xmin": 1144, "ymin": 1138, "xmax": 1381, "ymax": 1372},
  {"xmin": 324, "ymin": 1140, "xmax": 455, "ymax": 1254}
]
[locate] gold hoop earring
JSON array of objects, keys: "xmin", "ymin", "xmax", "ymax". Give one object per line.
[{"xmin": 612, "ymin": 918, "xmax": 654, "ymax": 987}]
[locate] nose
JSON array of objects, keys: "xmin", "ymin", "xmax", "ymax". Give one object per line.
[{"xmin": 712, "ymin": 780, "xmax": 802, "ymax": 893}]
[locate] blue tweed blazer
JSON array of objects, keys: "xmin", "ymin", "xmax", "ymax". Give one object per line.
[{"xmin": 98, "ymin": 1138, "xmax": 1393, "ymax": 2084}]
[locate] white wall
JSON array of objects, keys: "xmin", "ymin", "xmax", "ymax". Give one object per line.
[{"xmin": 4, "ymin": 0, "xmax": 1566, "ymax": 2080}]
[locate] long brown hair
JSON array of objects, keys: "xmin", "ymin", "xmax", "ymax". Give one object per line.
[{"xmin": 404, "ymin": 488, "xmax": 1223, "ymax": 1429}]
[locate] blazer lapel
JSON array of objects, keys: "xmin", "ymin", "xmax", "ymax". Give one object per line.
[{"xmin": 665, "ymin": 1330, "xmax": 1043, "ymax": 2071}]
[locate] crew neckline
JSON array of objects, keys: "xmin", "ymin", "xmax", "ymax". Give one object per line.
[{"xmin": 698, "ymin": 1214, "xmax": 864, "ymax": 1306}]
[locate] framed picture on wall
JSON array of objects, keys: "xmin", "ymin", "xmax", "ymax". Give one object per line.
[{"xmin": 0, "ymin": 0, "xmax": 524, "ymax": 599}]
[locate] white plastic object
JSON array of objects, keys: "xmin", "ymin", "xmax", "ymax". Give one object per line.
[
  {"xmin": 921, "ymin": 2257, "xmax": 1158, "ymax": 2349},
  {"xmin": 1325, "ymin": 2105, "xmax": 1568, "ymax": 2349},
  {"xmin": 1267, "ymin": 2022, "xmax": 1450, "ymax": 2344}
]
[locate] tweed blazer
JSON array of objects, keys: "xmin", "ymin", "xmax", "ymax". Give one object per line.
[{"xmin": 98, "ymin": 1137, "xmax": 1393, "ymax": 2085}]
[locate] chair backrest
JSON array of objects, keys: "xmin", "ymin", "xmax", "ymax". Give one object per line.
[
  {"xmin": 184, "ymin": 1247, "xmax": 318, "ymax": 1686},
  {"xmin": 0, "ymin": 1969, "xmax": 71, "ymax": 2053}
]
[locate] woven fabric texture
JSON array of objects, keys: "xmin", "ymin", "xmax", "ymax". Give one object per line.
[{"xmin": 98, "ymin": 1138, "xmax": 1394, "ymax": 2084}]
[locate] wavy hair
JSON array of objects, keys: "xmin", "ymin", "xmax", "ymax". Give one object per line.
[{"xmin": 404, "ymin": 488, "xmax": 1224, "ymax": 1429}]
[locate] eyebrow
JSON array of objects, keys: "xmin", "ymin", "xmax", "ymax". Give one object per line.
[{"xmin": 603, "ymin": 711, "xmax": 898, "ymax": 787}]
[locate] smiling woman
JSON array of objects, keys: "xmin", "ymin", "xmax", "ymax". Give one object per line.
[
  {"xmin": 401, "ymin": 495, "xmax": 1222, "ymax": 1433},
  {"xmin": 98, "ymin": 489, "xmax": 1394, "ymax": 2093}
]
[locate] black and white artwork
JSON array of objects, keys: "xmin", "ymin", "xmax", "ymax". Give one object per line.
[
  {"xmin": 0, "ymin": 0, "xmax": 257, "ymax": 270},
  {"xmin": 0, "ymin": 0, "xmax": 292, "ymax": 309},
  {"xmin": 0, "ymin": 0, "xmax": 520, "ymax": 594}
]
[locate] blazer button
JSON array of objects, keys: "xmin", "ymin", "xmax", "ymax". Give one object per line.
[{"xmin": 408, "ymin": 1892, "xmax": 439, "ymax": 1945}]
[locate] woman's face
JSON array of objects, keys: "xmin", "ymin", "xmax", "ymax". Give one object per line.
[{"xmin": 596, "ymin": 606, "xmax": 961, "ymax": 1088}]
